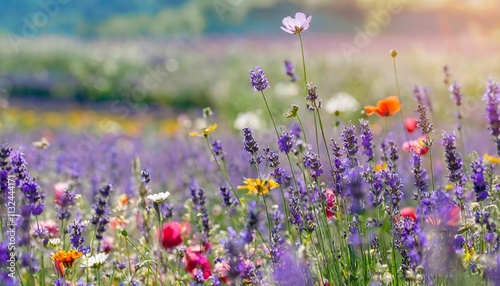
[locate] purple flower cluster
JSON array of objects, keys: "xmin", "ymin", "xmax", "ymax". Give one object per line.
[
  {"xmin": 284, "ymin": 60, "xmax": 298, "ymax": 82},
  {"xmin": 483, "ymin": 79, "xmax": 500, "ymax": 156},
  {"xmin": 303, "ymin": 151, "xmax": 323, "ymax": 180},
  {"xmin": 470, "ymin": 158, "xmax": 489, "ymax": 201},
  {"xmin": 91, "ymin": 183, "xmax": 113, "ymax": 241},
  {"xmin": 449, "ymin": 81, "xmax": 463, "ymax": 106},
  {"xmin": 359, "ymin": 119, "xmax": 374, "ymax": 162},
  {"xmin": 413, "ymin": 85, "xmax": 433, "ymax": 112},
  {"xmin": 249, "ymin": 66, "xmax": 269, "ymax": 92},
  {"xmin": 278, "ymin": 131, "xmax": 294, "ymax": 154}
]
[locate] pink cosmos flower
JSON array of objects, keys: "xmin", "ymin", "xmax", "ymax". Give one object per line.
[{"xmin": 281, "ymin": 12, "xmax": 312, "ymax": 34}]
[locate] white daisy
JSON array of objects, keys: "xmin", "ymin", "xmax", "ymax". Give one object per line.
[
  {"xmin": 47, "ymin": 238, "xmax": 61, "ymax": 247},
  {"xmin": 147, "ymin": 191, "xmax": 171, "ymax": 203},
  {"xmin": 81, "ymin": 252, "xmax": 109, "ymax": 269}
]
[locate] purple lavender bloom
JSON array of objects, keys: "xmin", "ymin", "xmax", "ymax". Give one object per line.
[
  {"xmin": 411, "ymin": 151, "xmax": 432, "ymax": 215},
  {"xmin": 141, "ymin": 169, "xmax": 151, "ymax": 184},
  {"xmin": 68, "ymin": 218, "xmax": 88, "ymax": 254},
  {"xmin": 413, "ymin": 85, "xmax": 433, "ymax": 112},
  {"xmin": 341, "ymin": 124, "xmax": 359, "ymax": 167},
  {"xmin": 441, "ymin": 132, "xmax": 465, "ymax": 202},
  {"xmin": 395, "ymin": 217, "xmax": 423, "ymax": 275},
  {"xmin": 196, "ymin": 187, "xmax": 211, "ymax": 244},
  {"xmin": 249, "ymin": 66, "xmax": 269, "ymax": 91},
  {"xmin": 242, "ymin": 127, "xmax": 258, "ymax": 156},
  {"xmin": 242, "ymin": 201, "xmax": 259, "ymax": 243},
  {"xmin": 20, "ymin": 177, "xmax": 45, "ymax": 216},
  {"xmin": 290, "ymin": 123, "xmax": 302, "ymax": 138},
  {"xmin": 284, "ymin": 60, "xmax": 298, "ymax": 82},
  {"xmin": 194, "ymin": 269, "xmax": 204, "ymax": 284},
  {"xmin": 211, "ymin": 140, "xmax": 225, "ymax": 158},
  {"xmin": 270, "ymin": 208, "xmax": 285, "ymax": 263},
  {"xmin": 483, "ymin": 79, "xmax": 500, "ymax": 155},
  {"xmin": 331, "ymin": 139, "xmax": 346, "ymax": 196},
  {"xmin": 382, "ymin": 168, "xmax": 404, "ymax": 216},
  {"xmin": 271, "ymin": 167, "xmax": 286, "ymax": 185},
  {"xmin": 219, "ymin": 186, "xmax": 238, "ymax": 208},
  {"xmin": 303, "ymin": 151, "xmax": 323, "ymax": 179},
  {"xmin": 91, "ymin": 184, "xmax": 113, "ymax": 241},
  {"xmin": 267, "ymin": 151, "xmax": 280, "ymax": 168},
  {"xmin": 449, "ymin": 81, "xmax": 463, "ymax": 106},
  {"xmin": 454, "ymin": 234, "xmax": 465, "ymax": 252},
  {"xmin": 471, "ymin": 158, "xmax": 489, "ymax": 201},
  {"xmin": 278, "ymin": 131, "xmax": 294, "ymax": 154},
  {"xmin": 287, "ymin": 187, "xmax": 304, "ymax": 232},
  {"xmin": 305, "ymin": 83, "xmax": 321, "ymax": 110},
  {"xmin": 359, "ymin": 119, "xmax": 374, "ymax": 162}
]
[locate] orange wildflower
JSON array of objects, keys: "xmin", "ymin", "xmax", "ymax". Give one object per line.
[
  {"xmin": 52, "ymin": 249, "xmax": 83, "ymax": 277},
  {"xmin": 364, "ymin": 96, "xmax": 401, "ymax": 117}
]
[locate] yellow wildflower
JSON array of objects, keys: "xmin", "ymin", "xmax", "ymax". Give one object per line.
[
  {"xmin": 464, "ymin": 246, "xmax": 475, "ymax": 263},
  {"xmin": 484, "ymin": 153, "xmax": 500, "ymax": 164},
  {"xmin": 375, "ymin": 162, "xmax": 388, "ymax": 172},
  {"xmin": 189, "ymin": 123, "xmax": 217, "ymax": 137},
  {"xmin": 237, "ymin": 178, "xmax": 279, "ymax": 195}
]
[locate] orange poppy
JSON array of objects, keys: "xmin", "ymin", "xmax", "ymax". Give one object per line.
[{"xmin": 364, "ymin": 96, "xmax": 401, "ymax": 117}]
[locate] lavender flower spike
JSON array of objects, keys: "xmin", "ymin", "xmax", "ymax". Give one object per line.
[
  {"xmin": 449, "ymin": 81, "xmax": 463, "ymax": 106},
  {"xmin": 483, "ymin": 79, "xmax": 500, "ymax": 156},
  {"xmin": 284, "ymin": 60, "xmax": 298, "ymax": 82},
  {"xmin": 249, "ymin": 66, "xmax": 269, "ymax": 91}
]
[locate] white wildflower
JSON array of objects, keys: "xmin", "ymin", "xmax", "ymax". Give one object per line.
[{"xmin": 147, "ymin": 192, "xmax": 171, "ymax": 203}]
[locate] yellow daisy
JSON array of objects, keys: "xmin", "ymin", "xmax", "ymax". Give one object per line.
[
  {"xmin": 483, "ymin": 153, "xmax": 500, "ymax": 164},
  {"xmin": 237, "ymin": 178, "xmax": 279, "ymax": 195},
  {"xmin": 189, "ymin": 123, "xmax": 217, "ymax": 137}
]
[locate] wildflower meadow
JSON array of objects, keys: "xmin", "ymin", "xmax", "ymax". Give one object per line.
[{"xmin": 2, "ymin": 10, "xmax": 500, "ymax": 286}]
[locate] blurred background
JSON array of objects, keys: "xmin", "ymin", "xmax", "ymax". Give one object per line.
[{"xmin": 1, "ymin": 0, "xmax": 500, "ymax": 135}]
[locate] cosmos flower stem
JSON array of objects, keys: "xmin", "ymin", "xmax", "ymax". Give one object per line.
[
  {"xmin": 205, "ymin": 137, "xmax": 241, "ymax": 204},
  {"xmin": 392, "ymin": 56, "xmax": 410, "ymax": 143},
  {"xmin": 298, "ymin": 33, "xmax": 308, "ymax": 86}
]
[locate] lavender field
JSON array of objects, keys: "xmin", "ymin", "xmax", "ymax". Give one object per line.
[{"xmin": 2, "ymin": 3, "xmax": 500, "ymax": 286}]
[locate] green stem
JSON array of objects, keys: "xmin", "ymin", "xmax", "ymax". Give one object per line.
[
  {"xmin": 205, "ymin": 137, "xmax": 241, "ymax": 204},
  {"xmin": 298, "ymin": 32, "xmax": 308, "ymax": 85},
  {"xmin": 296, "ymin": 115, "xmax": 308, "ymax": 145},
  {"xmin": 392, "ymin": 56, "xmax": 410, "ymax": 143}
]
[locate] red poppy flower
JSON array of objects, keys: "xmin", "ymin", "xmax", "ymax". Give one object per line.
[
  {"xmin": 184, "ymin": 248, "xmax": 212, "ymax": 280},
  {"xmin": 161, "ymin": 222, "xmax": 184, "ymax": 249},
  {"xmin": 404, "ymin": 118, "xmax": 418, "ymax": 133}
]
